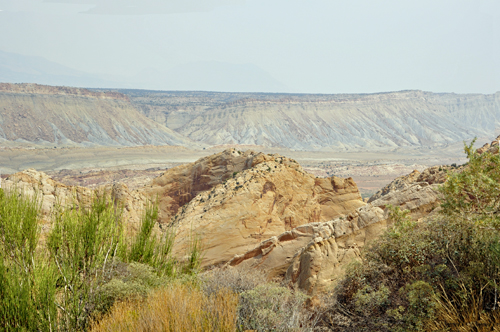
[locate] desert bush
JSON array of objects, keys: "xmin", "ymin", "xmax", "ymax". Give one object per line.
[
  {"xmin": 201, "ymin": 267, "xmax": 316, "ymax": 331},
  {"xmin": 125, "ymin": 200, "xmax": 177, "ymax": 277},
  {"xmin": 440, "ymin": 139, "xmax": 500, "ymax": 228},
  {"xmin": 0, "ymin": 187, "xmax": 57, "ymax": 331},
  {"xmin": 0, "ymin": 182, "xmax": 206, "ymax": 331},
  {"xmin": 90, "ymin": 282, "xmax": 238, "ymax": 332},
  {"xmin": 92, "ymin": 261, "xmax": 163, "ymax": 317},
  {"xmin": 201, "ymin": 266, "xmax": 267, "ymax": 296},
  {"xmin": 47, "ymin": 191, "xmax": 125, "ymax": 331},
  {"xmin": 353, "ymin": 284, "xmax": 390, "ymax": 315},
  {"xmin": 325, "ymin": 140, "xmax": 500, "ymax": 331},
  {"xmin": 237, "ymin": 282, "xmax": 311, "ymax": 332}
]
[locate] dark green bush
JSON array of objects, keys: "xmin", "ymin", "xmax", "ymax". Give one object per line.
[{"xmin": 328, "ymin": 140, "xmax": 500, "ymax": 331}]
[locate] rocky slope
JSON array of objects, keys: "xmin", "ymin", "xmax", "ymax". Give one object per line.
[
  {"xmin": 123, "ymin": 89, "xmax": 500, "ymax": 151},
  {"xmin": 145, "ymin": 149, "xmax": 365, "ymax": 267},
  {"xmin": 367, "ymin": 164, "xmax": 463, "ymax": 202},
  {"xmin": 0, "ymin": 83, "xmax": 198, "ymax": 147},
  {"xmin": 227, "ymin": 138, "xmax": 500, "ymax": 294},
  {"xmin": 0, "ymin": 147, "xmax": 450, "ymax": 295},
  {"xmin": 228, "ymin": 180, "xmax": 441, "ymax": 294}
]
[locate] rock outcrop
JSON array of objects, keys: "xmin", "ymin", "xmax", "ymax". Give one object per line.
[
  {"xmin": 368, "ymin": 164, "xmax": 461, "ymax": 202},
  {"xmin": 228, "ymin": 182, "xmax": 441, "ymax": 294},
  {"xmin": 367, "ymin": 169, "xmax": 421, "ymax": 203},
  {"xmin": 2, "ymin": 169, "xmax": 148, "ymax": 236},
  {"xmin": 144, "ymin": 149, "xmax": 259, "ymax": 223},
  {"xmin": 161, "ymin": 149, "xmax": 365, "ymax": 267},
  {"xmin": 477, "ymin": 135, "xmax": 500, "ymax": 154}
]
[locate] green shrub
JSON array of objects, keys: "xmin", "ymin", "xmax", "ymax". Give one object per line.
[
  {"xmin": 354, "ymin": 284, "xmax": 390, "ymax": 315},
  {"xmin": 398, "ymin": 281, "xmax": 436, "ymax": 331},
  {"xmin": 440, "ymin": 139, "xmax": 500, "ymax": 229},
  {"xmin": 370, "ymin": 205, "xmax": 434, "ymax": 274},
  {"xmin": 128, "ymin": 200, "xmax": 158, "ymax": 265},
  {"xmin": 94, "ymin": 262, "xmax": 163, "ymax": 316},
  {"xmin": 327, "ymin": 139, "xmax": 500, "ymax": 331},
  {"xmin": 47, "ymin": 192, "xmax": 125, "ymax": 330},
  {"xmin": 237, "ymin": 283, "xmax": 309, "ymax": 332},
  {"xmin": 0, "ymin": 187, "xmax": 57, "ymax": 331}
]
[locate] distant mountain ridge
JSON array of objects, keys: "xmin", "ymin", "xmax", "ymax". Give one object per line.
[
  {"xmin": 2, "ymin": 83, "xmax": 499, "ymax": 152},
  {"xmin": 0, "ymin": 83, "xmax": 200, "ymax": 148},
  {"xmin": 121, "ymin": 89, "xmax": 500, "ymax": 151},
  {"xmin": 0, "ymin": 50, "xmax": 122, "ymax": 88}
]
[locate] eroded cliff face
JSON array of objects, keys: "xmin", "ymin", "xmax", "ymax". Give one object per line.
[
  {"xmin": 126, "ymin": 89, "xmax": 500, "ymax": 151},
  {"xmin": 0, "ymin": 83, "xmax": 197, "ymax": 147},
  {"xmin": 161, "ymin": 149, "xmax": 364, "ymax": 267}
]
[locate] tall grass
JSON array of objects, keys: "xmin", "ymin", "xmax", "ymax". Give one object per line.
[
  {"xmin": 90, "ymin": 282, "xmax": 238, "ymax": 332},
  {"xmin": 126, "ymin": 200, "xmax": 176, "ymax": 277},
  {"xmin": 429, "ymin": 282, "xmax": 500, "ymax": 332}
]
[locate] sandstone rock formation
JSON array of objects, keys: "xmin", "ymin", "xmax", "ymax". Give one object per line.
[
  {"xmin": 2, "ymin": 169, "xmax": 148, "ymax": 236},
  {"xmin": 227, "ymin": 182, "xmax": 441, "ymax": 294},
  {"xmin": 367, "ymin": 169, "xmax": 421, "ymax": 203},
  {"xmin": 144, "ymin": 149, "xmax": 259, "ymax": 223},
  {"xmin": 368, "ymin": 164, "xmax": 461, "ymax": 203},
  {"xmin": 477, "ymin": 135, "xmax": 500, "ymax": 154},
  {"xmin": 160, "ymin": 149, "xmax": 365, "ymax": 267}
]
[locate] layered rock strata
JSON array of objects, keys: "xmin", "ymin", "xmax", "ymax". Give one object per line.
[{"xmin": 162, "ymin": 149, "xmax": 365, "ymax": 267}]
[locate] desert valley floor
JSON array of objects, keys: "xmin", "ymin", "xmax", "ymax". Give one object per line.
[{"xmin": 0, "ymin": 139, "xmax": 471, "ymax": 199}]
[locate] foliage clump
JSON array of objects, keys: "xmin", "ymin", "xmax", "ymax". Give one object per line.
[
  {"xmin": 0, "ymin": 187, "xmax": 202, "ymax": 331},
  {"xmin": 323, "ymin": 139, "xmax": 500, "ymax": 331}
]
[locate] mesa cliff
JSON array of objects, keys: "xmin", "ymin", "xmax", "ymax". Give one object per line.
[
  {"xmin": 0, "ymin": 83, "xmax": 198, "ymax": 147},
  {"xmin": 123, "ymin": 89, "xmax": 500, "ymax": 151}
]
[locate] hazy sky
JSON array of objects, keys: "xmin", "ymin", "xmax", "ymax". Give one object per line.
[{"xmin": 0, "ymin": 0, "xmax": 499, "ymax": 93}]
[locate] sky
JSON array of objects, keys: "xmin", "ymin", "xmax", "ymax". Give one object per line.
[{"xmin": 0, "ymin": 0, "xmax": 499, "ymax": 93}]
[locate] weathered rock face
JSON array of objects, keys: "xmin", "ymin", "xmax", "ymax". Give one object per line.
[
  {"xmin": 0, "ymin": 83, "xmax": 198, "ymax": 148},
  {"xmin": 228, "ymin": 182, "xmax": 441, "ymax": 294},
  {"xmin": 367, "ymin": 169, "xmax": 421, "ymax": 203},
  {"xmin": 127, "ymin": 89, "xmax": 500, "ymax": 151},
  {"xmin": 165, "ymin": 149, "xmax": 364, "ymax": 267},
  {"xmin": 368, "ymin": 165, "xmax": 460, "ymax": 203},
  {"xmin": 144, "ymin": 149, "xmax": 265, "ymax": 223},
  {"xmin": 477, "ymin": 135, "xmax": 500, "ymax": 154},
  {"xmin": 3, "ymin": 169, "xmax": 148, "ymax": 236}
]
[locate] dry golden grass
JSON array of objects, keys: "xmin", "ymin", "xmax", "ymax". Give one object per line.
[
  {"xmin": 429, "ymin": 284, "xmax": 500, "ymax": 332},
  {"xmin": 90, "ymin": 282, "xmax": 238, "ymax": 332}
]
